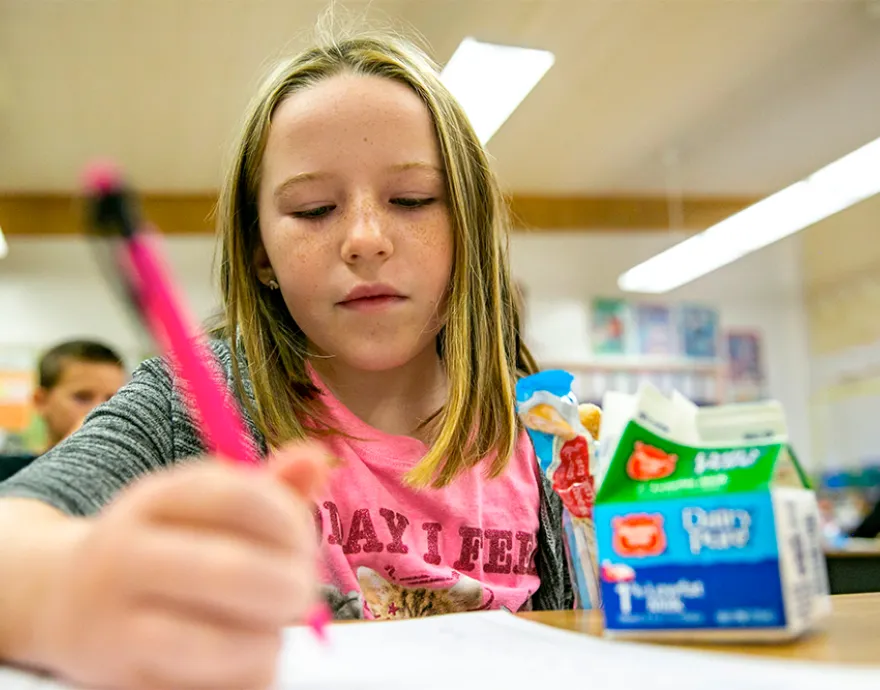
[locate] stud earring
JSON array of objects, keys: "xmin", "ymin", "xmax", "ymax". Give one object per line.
[{"xmin": 267, "ymin": 279, "xmax": 279, "ymax": 290}]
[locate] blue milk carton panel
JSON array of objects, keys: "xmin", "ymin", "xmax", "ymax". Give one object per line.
[{"xmin": 596, "ymin": 492, "xmax": 786, "ymax": 636}]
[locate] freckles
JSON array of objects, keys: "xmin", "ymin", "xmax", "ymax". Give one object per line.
[
  {"xmin": 409, "ymin": 213, "xmax": 452, "ymax": 249},
  {"xmin": 411, "ymin": 224, "xmax": 439, "ymax": 245}
]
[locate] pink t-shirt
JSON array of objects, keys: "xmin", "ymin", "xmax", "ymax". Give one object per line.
[{"xmin": 310, "ymin": 375, "xmax": 542, "ymax": 620}]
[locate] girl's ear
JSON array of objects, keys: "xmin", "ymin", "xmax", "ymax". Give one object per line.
[{"xmin": 253, "ymin": 242, "xmax": 276, "ymax": 287}]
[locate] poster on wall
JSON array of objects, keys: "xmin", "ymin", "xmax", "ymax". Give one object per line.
[
  {"xmin": 0, "ymin": 347, "xmax": 41, "ymax": 453},
  {"xmin": 680, "ymin": 304, "xmax": 720, "ymax": 359},
  {"xmin": 635, "ymin": 304, "xmax": 673, "ymax": 356},
  {"xmin": 591, "ymin": 298, "xmax": 628, "ymax": 355},
  {"xmin": 726, "ymin": 330, "xmax": 767, "ymax": 402},
  {"xmin": 0, "ymin": 369, "xmax": 34, "ymax": 433}
]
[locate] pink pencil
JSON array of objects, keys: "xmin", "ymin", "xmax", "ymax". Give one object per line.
[{"xmin": 83, "ymin": 161, "xmax": 330, "ymax": 643}]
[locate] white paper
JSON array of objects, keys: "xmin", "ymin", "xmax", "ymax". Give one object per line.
[
  {"xmin": 2, "ymin": 612, "xmax": 879, "ymax": 690},
  {"xmin": 278, "ymin": 611, "xmax": 879, "ymax": 690}
]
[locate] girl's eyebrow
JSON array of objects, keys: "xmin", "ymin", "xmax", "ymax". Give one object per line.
[
  {"xmin": 273, "ymin": 162, "xmax": 444, "ymax": 200},
  {"xmin": 273, "ymin": 171, "xmax": 332, "ymax": 201},
  {"xmin": 387, "ymin": 162, "xmax": 445, "ymax": 176}
]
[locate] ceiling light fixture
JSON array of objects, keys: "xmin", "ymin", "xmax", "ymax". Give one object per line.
[
  {"xmin": 441, "ymin": 37, "xmax": 555, "ymax": 145},
  {"xmin": 618, "ymin": 135, "xmax": 880, "ymax": 293}
]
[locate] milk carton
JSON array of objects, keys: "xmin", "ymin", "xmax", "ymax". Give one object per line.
[{"xmin": 595, "ymin": 384, "xmax": 830, "ymax": 641}]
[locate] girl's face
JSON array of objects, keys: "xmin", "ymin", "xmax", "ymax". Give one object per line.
[{"xmin": 257, "ymin": 73, "xmax": 453, "ymax": 372}]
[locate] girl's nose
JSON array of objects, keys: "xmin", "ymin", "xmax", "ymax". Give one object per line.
[{"xmin": 341, "ymin": 202, "xmax": 394, "ymax": 264}]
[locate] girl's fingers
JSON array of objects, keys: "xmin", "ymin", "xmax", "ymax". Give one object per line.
[{"xmin": 268, "ymin": 440, "xmax": 333, "ymax": 499}]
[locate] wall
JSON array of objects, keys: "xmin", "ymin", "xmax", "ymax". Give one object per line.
[
  {"xmin": 511, "ymin": 231, "xmax": 812, "ymax": 469},
  {"xmin": 801, "ymin": 194, "xmax": 880, "ymax": 474},
  {"xmin": 0, "ymin": 230, "xmax": 814, "ymax": 467},
  {"xmin": 802, "ymin": 195, "xmax": 880, "ymax": 358},
  {"xmin": 0, "ymin": 236, "xmax": 221, "ymax": 363}
]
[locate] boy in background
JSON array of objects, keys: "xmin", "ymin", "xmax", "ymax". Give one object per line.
[
  {"xmin": 33, "ymin": 339, "xmax": 127, "ymax": 450},
  {"xmin": 1, "ymin": 340, "xmax": 126, "ymax": 481}
]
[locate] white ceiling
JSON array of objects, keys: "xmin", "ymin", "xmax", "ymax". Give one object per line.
[{"xmin": 2, "ymin": 0, "xmax": 880, "ymax": 195}]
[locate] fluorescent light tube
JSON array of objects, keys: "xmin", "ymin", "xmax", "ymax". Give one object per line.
[
  {"xmin": 618, "ymin": 135, "xmax": 880, "ymax": 294},
  {"xmin": 441, "ymin": 37, "xmax": 554, "ymax": 145}
]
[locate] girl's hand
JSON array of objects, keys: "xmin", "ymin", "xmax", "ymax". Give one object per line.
[{"xmin": 32, "ymin": 441, "xmax": 329, "ymax": 690}]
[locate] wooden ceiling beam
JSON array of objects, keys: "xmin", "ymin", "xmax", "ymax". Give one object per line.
[
  {"xmin": 0, "ymin": 194, "xmax": 217, "ymax": 237},
  {"xmin": 0, "ymin": 192, "xmax": 758, "ymax": 236}
]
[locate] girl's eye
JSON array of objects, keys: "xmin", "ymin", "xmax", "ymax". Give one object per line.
[
  {"xmin": 292, "ymin": 205, "xmax": 335, "ymax": 219},
  {"xmin": 391, "ymin": 197, "xmax": 436, "ymax": 209}
]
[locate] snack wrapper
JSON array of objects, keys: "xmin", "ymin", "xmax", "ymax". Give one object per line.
[{"xmin": 516, "ymin": 370, "xmax": 602, "ymax": 610}]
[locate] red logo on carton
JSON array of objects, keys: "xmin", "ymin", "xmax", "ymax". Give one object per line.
[
  {"xmin": 600, "ymin": 562, "xmax": 636, "ymax": 583},
  {"xmin": 612, "ymin": 513, "xmax": 667, "ymax": 557},
  {"xmin": 626, "ymin": 441, "xmax": 678, "ymax": 481}
]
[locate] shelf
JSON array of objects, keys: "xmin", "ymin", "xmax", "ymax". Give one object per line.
[
  {"xmin": 536, "ymin": 358, "xmax": 726, "ymax": 407},
  {"xmin": 538, "ymin": 357, "xmax": 724, "ymax": 373}
]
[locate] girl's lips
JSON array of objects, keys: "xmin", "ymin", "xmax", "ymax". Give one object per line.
[
  {"xmin": 342, "ymin": 283, "xmax": 402, "ymax": 301},
  {"xmin": 338, "ymin": 295, "xmax": 407, "ymax": 311},
  {"xmin": 338, "ymin": 283, "xmax": 406, "ymax": 311}
]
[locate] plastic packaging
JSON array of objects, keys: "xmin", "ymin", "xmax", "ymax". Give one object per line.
[{"xmin": 516, "ymin": 370, "xmax": 602, "ymax": 609}]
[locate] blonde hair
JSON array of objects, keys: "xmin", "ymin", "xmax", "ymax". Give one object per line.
[{"xmin": 217, "ymin": 30, "xmax": 536, "ymax": 488}]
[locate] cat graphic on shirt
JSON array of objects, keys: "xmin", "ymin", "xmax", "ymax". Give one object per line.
[
  {"xmin": 321, "ymin": 584, "xmax": 364, "ymax": 620},
  {"xmin": 357, "ymin": 566, "xmax": 486, "ymax": 620}
]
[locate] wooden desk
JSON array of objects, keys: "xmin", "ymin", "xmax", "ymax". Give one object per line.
[{"xmin": 520, "ymin": 593, "xmax": 880, "ymax": 666}]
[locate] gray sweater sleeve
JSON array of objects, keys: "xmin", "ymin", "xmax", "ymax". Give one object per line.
[{"xmin": 0, "ymin": 358, "xmax": 179, "ymax": 517}]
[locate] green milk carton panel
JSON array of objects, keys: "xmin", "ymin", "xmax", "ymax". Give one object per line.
[{"xmin": 594, "ymin": 386, "xmax": 830, "ymax": 641}]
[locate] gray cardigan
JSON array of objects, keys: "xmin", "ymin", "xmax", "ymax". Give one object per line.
[{"xmin": 0, "ymin": 340, "xmax": 572, "ymax": 615}]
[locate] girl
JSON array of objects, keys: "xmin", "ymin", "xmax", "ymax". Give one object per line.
[{"xmin": 0, "ymin": 31, "xmax": 570, "ymax": 690}]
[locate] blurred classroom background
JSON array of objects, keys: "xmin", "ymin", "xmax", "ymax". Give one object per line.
[{"xmin": 2, "ymin": 0, "xmax": 880, "ymax": 544}]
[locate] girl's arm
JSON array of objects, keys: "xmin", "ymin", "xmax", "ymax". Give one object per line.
[
  {"xmin": 0, "ymin": 353, "xmax": 180, "ymax": 668},
  {"xmin": 0, "ymin": 499, "xmax": 87, "ymax": 666},
  {"xmin": 0, "ymin": 355, "xmax": 179, "ymax": 516}
]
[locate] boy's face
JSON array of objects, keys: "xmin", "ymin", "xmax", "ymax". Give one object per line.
[{"xmin": 33, "ymin": 360, "xmax": 127, "ymax": 447}]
